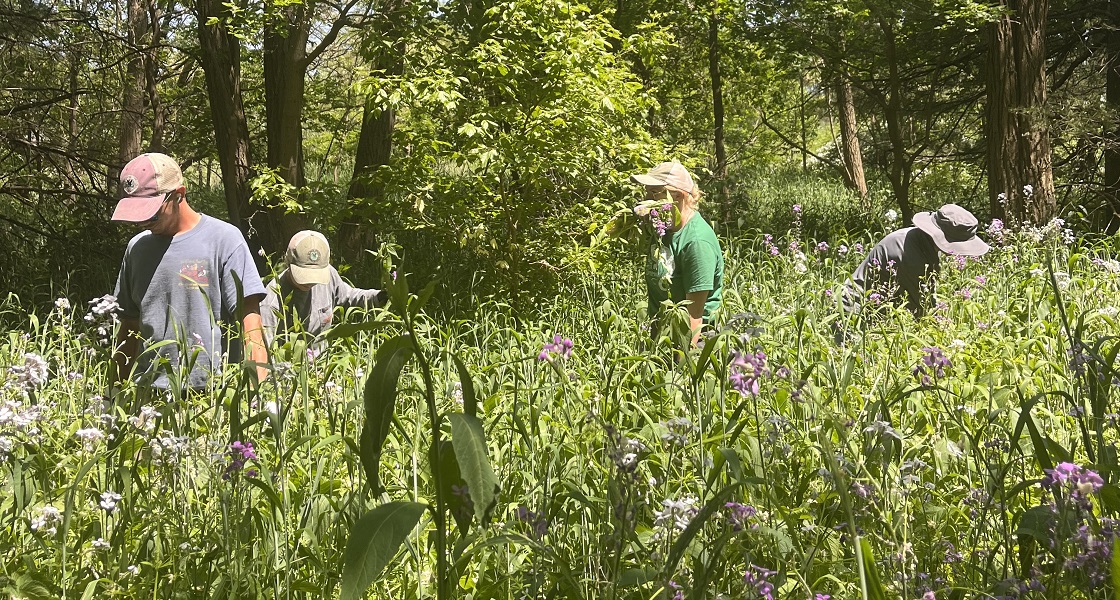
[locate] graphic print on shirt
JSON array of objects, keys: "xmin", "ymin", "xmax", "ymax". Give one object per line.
[{"xmin": 178, "ymin": 260, "xmax": 211, "ymax": 290}]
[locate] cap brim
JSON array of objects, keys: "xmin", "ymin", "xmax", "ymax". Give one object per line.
[
  {"xmin": 289, "ymin": 263, "xmax": 331, "ymax": 286},
  {"xmin": 630, "ymin": 173, "xmax": 668, "ymax": 187},
  {"xmin": 111, "ymin": 196, "xmax": 165, "ymax": 223},
  {"xmin": 913, "ymin": 212, "xmax": 991, "ymax": 257}
]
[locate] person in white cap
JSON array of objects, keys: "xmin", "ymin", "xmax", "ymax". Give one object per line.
[
  {"xmin": 111, "ymin": 152, "xmax": 269, "ymax": 389},
  {"xmin": 630, "ymin": 161, "xmax": 724, "ymax": 347},
  {"xmin": 840, "ymin": 203, "xmax": 991, "ymax": 320},
  {"xmin": 260, "ymin": 230, "xmax": 383, "ymax": 344}
]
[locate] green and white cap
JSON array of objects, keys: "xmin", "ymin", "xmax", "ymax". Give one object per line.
[{"xmin": 285, "ymin": 230, "xmax": 331, "ymax": 286}]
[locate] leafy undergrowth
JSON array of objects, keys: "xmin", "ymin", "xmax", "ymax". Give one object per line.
[{"xmin": 2, "ymin": 219, "xmax": 1120, "ymax": 600}]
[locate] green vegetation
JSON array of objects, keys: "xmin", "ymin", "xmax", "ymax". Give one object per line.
[{"xmin": 3, "ymin": 183, "xmax": 1119, "ymax": 597}]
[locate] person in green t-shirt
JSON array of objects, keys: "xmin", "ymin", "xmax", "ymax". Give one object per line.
[{"xmin": 630, "ymin": 161, "xmax": 724, "ymax": 347}]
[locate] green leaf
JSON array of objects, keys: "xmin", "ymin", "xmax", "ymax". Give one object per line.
[
  {"xmin": 1111, "ymin": 536, "xmax": 1120, "ymax": 598},
  {"xmin": 451, "ymin": 353, "xmax": 478, "ymax": 418},
  {"xmin": 448, "ymin": 413, "xmax": 500, "ymax": 523},
  {"xmin": 340, "ymin": 501, "xmax": 427, "ymax": 600},
  {"xmin": 433, "ymin": 439, "xmax": 471, "ymax": 534},
  {"xmin": 361, "ymin": 335, "xmax": 415, "ymax": 493},
  {"xmin": 1015, "ymin": 505, "xmax": 1057, "ymax": 545},
  {"xmin": 857, "ymin": 537, "xmax": 888, "ymax": 600},
  {"xmin": 666, "ymin": 485, "xmax": 738, "ymax": 574}
]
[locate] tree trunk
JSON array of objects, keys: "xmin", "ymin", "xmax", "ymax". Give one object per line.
[
  {"xmin": 1103, "ymin": 9, "xmax": 1120, "ymax": 234},
  {"xmin": 146, "ymin": 1, "xmax": 166, "ymax": 153},
  {"xmin": 835, "ymin": 75, "xmax": 869, "ymax": 204},
  {"xmin": 985, "ymin": 0, "xmax": 1055, "ymax": 226},
  {"xmin": 878, "ymin": 13, "xmax": 914, "ymax": 220},
  {"xmin": 261, "ymin": 5, "xmax": 312, "ymax": 252},
  {"xmin": 115, "ymin": 0, "xmax": 148, "ymax": 192},
  {"xmin": 196, "ymin": 0, "xmax": 257, "ymax": 246},
  {"xmin": 339, "ymin": 2, "xmax": 408, "ymax": 259},
  {"xmin": 708, "ymin": 5, "xmax": 730, "ymax": 225}
]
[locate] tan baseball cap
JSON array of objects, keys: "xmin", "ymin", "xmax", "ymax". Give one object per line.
[
  {"xmin": 630, "ymin": 161, "xmax": 695, "ymax": 194},
  {"xmin": 285, "ymin": 231, "xmax": 332, "ymax": 286},
  {"xmin": 111, "ymin": 153, "xmax": 184, "ymax": 222}
]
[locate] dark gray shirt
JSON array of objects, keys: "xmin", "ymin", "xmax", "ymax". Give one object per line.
[
  {"xmin": 114, "ymin": 214, "xmax": 266, "ymax": 388},
  {"xmin": 260, "ymin": 267, "xmax": 382, "ymax": 343},
  {"xmin": 842, "ymin": 227, "xmax": 940, "ymax": 316}
]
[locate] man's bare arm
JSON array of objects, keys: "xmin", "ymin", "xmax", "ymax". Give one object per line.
[{"xmin": 241, "ymin": 296, "xmax": 269, "ymax": 383}]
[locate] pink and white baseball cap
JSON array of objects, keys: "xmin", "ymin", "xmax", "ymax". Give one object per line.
[{"xmin": 111, "ymin": 153, "xmax": 184, "ymax": 222}]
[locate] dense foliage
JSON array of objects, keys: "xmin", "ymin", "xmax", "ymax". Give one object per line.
[{"xmin": 3, "ymin": 193, "xmax": 1119, "ymax": 597}]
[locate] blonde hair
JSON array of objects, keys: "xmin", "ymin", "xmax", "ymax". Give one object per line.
[{"xmin": 669, "ymin": 184, "xmax": 701, "ymax": 208}]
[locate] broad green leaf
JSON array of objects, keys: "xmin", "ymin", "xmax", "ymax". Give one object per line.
[
  {"xmin": 448, "ymin": 413, "xmax": 500, "ymax": 523},
  {"xmin": 341, "ymin": 501, "xmax": 427, "ymax": 600},
  {"xmin": 857, "ymin": 537, "xmax": 888, "ymax": 600},
  {"xmin": 361, "ymin": 335, "xmax": 415, "ymax": 493},
  {"xmin": 1112, "ymin": 536, "xmax": 1120, "ymax": 598},
  {"xmin": 451, "ymin": 353, "xmax": 478, "ymax": 418}
]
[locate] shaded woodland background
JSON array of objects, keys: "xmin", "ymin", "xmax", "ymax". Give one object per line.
[{"xmin": 2, "ymin": 0, "xmax": 1120, "ymax": 306}]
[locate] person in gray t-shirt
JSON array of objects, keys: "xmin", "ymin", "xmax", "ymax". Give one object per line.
[
  {"xmin": 261, "ymin": 230, "xmax": 383, "ymax": 344},
  {"xmin": 841, "ymin": 203, "xmax": 990, "ymax": 318},
  {"xmin": 110, "ymin": 153, "xmax": 268, "ymax": 389}
]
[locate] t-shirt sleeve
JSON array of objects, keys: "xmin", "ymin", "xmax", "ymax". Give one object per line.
[
  {"xmin": 114, "ymin": 244, "xmax": 139, "ymax": 320},
  {"xmin": 220, "ymin": 235, "xmax": 267, "ymax": 317},
  {"xmin": 679, "ymin": 240, "xmax": 718, "ymax": 294}
]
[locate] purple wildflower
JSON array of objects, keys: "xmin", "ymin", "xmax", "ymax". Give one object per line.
[
  {"xmin": 515, "ymin": 505, "xmax": 548, "ymax": 539},
  {"xmin": 743, "ymin": 564, "xmax": 776, "ymax": 600},
  {"xmin": 223, "ymin": 441, "xmax": 258, "ymax": 479},
  {"xmin": 729, "ymin": 350, "xmax": 769, "ymax": 397},
  {"xmin": 724, "ymin": 502, "xmax": 758, "ymax": 531},
  {"xmin": 539, "ymin": 335, "xmax": 574, "ymax": 362}
]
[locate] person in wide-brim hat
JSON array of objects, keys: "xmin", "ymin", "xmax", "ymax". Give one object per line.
[
  {"xmin": 835, "ymin": 203, "xmax": 991, "ymax": 336},
  {"xmin": 912, "ymin": 203, "xmax": 990, "ymax": 256}
]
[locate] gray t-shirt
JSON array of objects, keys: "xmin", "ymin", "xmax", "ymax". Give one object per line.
[
  {"xmin": 114, "ymin": 214, "xmax": 266, "ymax": 388},
  {"xmin": 260, "ymin": 267, "xmax": 382, "ymax": 343},
  {"xmin": 842, "ymin": 227, "xmax": 940, "ymax": 316}
]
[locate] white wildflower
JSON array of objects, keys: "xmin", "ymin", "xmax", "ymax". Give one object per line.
[
  {"xmin": 7, "ymin": 353, "xmax": 49, "ymax": 392},
  {"xmin": 99, "ymin": 491, "xmax": 121, "ymax": 513},
  {"xmin": 75, "ymin": 427, "xmax": 105, "ymax": 450},
  {"xmin": 54, "ymin": 297, "xmax": 71, "ymax": 311},
  {"xmin": 653, "ymin": 496, "xmax": 699, "ymax": 532},
  {"xmin": 91, "ymin": 538, "xmax": 110, "ymax": 549},
  {"xmin": 1053, "ymin": 271, "xmax": 1071, "ymax": 290},
  {"xmin": 1022, "ymin": 184, "xmax": 1034, "ymax": 197},
  {"xmin": 30, "ymin": 506, "xmax": 62, "ymax": 535},
  {"xmin": 128, "ymin": 405, "xmax": 161, "ymax": 432},
  {"xmin": 884, "ymin": 209, "xmax": 899, "ymax": 223}
]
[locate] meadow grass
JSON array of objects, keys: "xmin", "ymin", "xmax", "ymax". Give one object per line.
[{"xmin": 2, "ymin": 183, "xmax": 1119, "ymax": 599}]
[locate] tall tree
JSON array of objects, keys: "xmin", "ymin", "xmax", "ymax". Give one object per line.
[
  {"xmin": 116, "ymin": 0, "xmax": 149, "ymax": 190},
  {"xmin": 195, "ymin": 0, "xmax": 255, "ymax": 240},
  {"xmin": 708, "ymin": 0, "xmax": 730, "ymax": 221},
  {"xmin": 834, "ymin": 72, "xmax": 869, "ymax": 202},
  {"xmin": 1102, "ymin": 3, "xmax": 1120, "ymax": 232},
  {"xmin": 986, "ymin": 0, "xmax": 1056, "ymax": 225}
]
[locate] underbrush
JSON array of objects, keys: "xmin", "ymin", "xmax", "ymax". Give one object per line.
[{"xmin": 1, "ymin": 216, "xmax": 1119, "ymax": 599}]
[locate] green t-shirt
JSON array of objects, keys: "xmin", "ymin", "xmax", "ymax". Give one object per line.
[{"xmin": 645, "ymin": 212, "xmax": 724, "ymax": 321}]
